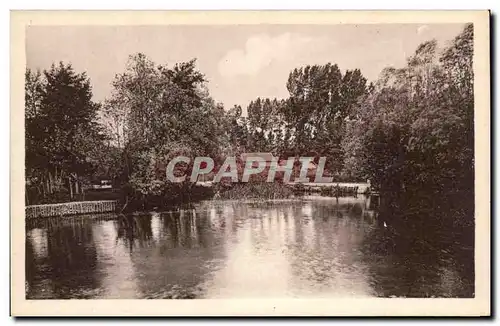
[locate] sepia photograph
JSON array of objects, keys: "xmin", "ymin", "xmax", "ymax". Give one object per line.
[{"xmin": 10, "ymin": 10, "xmax": 490, "ymax": 316}]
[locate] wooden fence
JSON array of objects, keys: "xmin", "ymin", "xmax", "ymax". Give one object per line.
[{"xmin": 25, "ymin": 200, "xmax": 118, "ymax": 219}]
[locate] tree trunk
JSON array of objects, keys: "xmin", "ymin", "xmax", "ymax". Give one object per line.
[
  {"xmin": 74, "ymin": 174, "xmax": 79, "ymax": 195},
  {"xmin": 40, "ymin": 181, "xmax": 45, "ymax": 198},
  {"xmin": 46, "ymin": 175, "xmax": 51, "ymax": 195},
  {"xmin": 50, "ymin": 171, "xmax": 54, "ymax": 194},
  {"xmin": 69, "ymin": 176, "xmax": 73, "ymax": 199}
]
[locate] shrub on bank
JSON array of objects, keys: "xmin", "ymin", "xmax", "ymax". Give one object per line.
[
  {"xmin": 119, "ymin": 182, "xmax": 214, "ymax": 212},
  {"xmin": 217, "ymin": 182, "xmax": 294, "ymax": 200}
]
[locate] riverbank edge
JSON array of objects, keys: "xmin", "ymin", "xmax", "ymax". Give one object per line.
[
  {"xmin": 24, "ymin": 182, "xmax": 371, "ymax": 218},
  {"xmin": 25, "ymin": 200, "xmax": 118, "ymax": 219}
]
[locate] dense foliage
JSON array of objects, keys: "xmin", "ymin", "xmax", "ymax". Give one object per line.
[
  {"xmin": 101, "ymin": 54, "xmax": 228, "ymax": 209},
  {"xmin": 25, "ymin": 63, "xmax": 106, "ymax": 204},
  {"xmin": 229, "ymin": 64, "xmax": 368, "ymax": 175},
  {"xmin": 342, "ymin": 24, "xmax": 474, "ymax": 231},
  {"xmin": 26, "ymin": 24, "xmax": 475, "ymax": 234}
]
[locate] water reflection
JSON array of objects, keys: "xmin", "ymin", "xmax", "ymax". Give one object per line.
[
  {"xmin": 26, "ymin": 196, "xmax": 473, "ymax": 299},
  {"xmin": 26, "ymin": 217, "xmax": 102, "ymax": 299}
]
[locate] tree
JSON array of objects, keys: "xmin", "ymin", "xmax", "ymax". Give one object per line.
[
  {"xmin": 283, "ymin": 64, "xmax": 367, "ymax": 172},
  {"xmin": 342, "ymin": 23, "xmax": 474, "ymax": 231},
  {"xmin": 25, "ymin": 63, "xmax": 104, "ymax": 203},
  {"xmin": 226, "ymin": 104, "xmax": 250, "ymax": 153},
  {"xmin": 104, "ymin": 53, "xmax": 227, "ymax": 207}
]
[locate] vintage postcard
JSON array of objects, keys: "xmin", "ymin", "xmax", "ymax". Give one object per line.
[{"xmin": 10, "ymin": 10, "xmax": 490, "ymax": 316}]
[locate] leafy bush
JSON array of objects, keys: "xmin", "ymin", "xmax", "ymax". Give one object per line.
[{"xmin": 218, "ymin": 183, "xmax": 294, "ymax": 200}]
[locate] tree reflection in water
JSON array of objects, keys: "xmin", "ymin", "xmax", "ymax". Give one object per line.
[
  {"xmin": 25, "ymin": 196, "xmax": 474, "ymax": 299},
  {"xmin": 26, "ymin": 215, "xmax": 106, "ymax": 299},
  {"xmin": 360, "ymin": 208, "xmax": 474, "ymax": 298}
]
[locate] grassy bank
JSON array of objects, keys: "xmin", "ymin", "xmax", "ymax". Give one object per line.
[
  {"xmin": 26, "ymin": 189, "xmax": 121, "ymax": 205},
  {"xmin": 217, "ymin": 183, "xmax": 294, "ymax": 200},
  {"xmin": 27, "ymin": 181, "xmax": 369, "ymax": 211}
]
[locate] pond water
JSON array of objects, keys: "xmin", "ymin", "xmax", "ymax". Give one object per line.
[{"xmin": 25, "ymin": 196, "xmax": 474, "ymax": 299}]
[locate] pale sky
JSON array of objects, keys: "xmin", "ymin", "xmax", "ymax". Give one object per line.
[{"xmin": 26, "ymin": 24, "xmax": 466, "ymax": 112}]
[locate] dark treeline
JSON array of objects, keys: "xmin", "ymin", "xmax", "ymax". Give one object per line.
[
  {"xmin": 230, "ymin": 63, "xmax": 367, "ymax": 175},
  {"xmin": 25, "ymin": 25, "xmax": 474, "ymax": 239}
]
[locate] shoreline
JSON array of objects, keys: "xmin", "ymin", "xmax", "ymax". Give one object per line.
[{"xmin": 24, "ymin": 188, "xmax": 373, "ymax": 219}]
